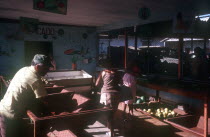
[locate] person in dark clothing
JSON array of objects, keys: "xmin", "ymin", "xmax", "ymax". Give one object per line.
[
  {"xmin": 95, "ymin": 61, "xmax": 120, "ymax": 137},
  {"xmin": 183, "ymin": 48, "xmax": 191, "ymax": 77},
  {"xmin": 191, "ymin": 47, "xmax": 208, "ymax": 80}
]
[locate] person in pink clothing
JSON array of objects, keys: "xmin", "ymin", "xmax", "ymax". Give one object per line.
[
  {"xmin": 122, "ymin": 63, "xmax": 140, "ymax": 118},
  {"xmin": 49, "ymin": 54, "xmax": 56, "ymax": 71}
]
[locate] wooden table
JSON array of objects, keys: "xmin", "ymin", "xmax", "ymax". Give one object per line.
[{"xmin": 137, "ymin": 79, "xmax": 209, "ymax": 137}]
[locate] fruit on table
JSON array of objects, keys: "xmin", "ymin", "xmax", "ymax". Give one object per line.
[
  {"xmin": 136, "ymin": 99, "xmax": 141, "ymax": 104},
  {"xmin": 140, "ymin": 96, "xmax": 146, "ymax": 102},
  {"xmin": 167, "ymin": 113, "xmax": 172, "ymax": 118},
  {"xmin": 141, "ymin": 106, "xmax": 178, "ymax": 119},
  {"xmin": 156, "ymin": 113, "xmax": 161, "ymax": 117},
  {"xmin": 163, "ymin": 112, "xmax": 168, "ymax": 118},
  {"xmin": 171, "ymin": 111, "xmax": 175, "ymax": 117}
]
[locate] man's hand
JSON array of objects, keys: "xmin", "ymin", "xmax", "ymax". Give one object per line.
[{"xmin": 45, "ymin": 82, "xmax": 55, "ymax": 87}]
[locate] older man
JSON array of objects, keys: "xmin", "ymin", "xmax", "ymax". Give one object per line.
[{"xmin": 0, "ymin": 54, "xmax": 52, "ymax": 137}]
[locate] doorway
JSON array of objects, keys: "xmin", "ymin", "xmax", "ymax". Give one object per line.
[{"xmin": 24, "ymin": 41, "xmax": 53, "ymax": 66}]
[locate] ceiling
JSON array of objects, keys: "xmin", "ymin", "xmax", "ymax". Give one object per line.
[{"xmin": 0, "ymin": 0, "xmax": 210, "ymax": 32}]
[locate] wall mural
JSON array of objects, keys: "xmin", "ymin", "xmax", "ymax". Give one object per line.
[
  {"xmin": 0, "ymin": 23, "xmax": 97, "ymax": 75},
  {"xmin": 33, "ymin": 0, "xmax": 67, "ymax": 15},
  {"xmin": 20, "ymin": 17, "xmax": 65, "ymax": 39},
  {"xmin": 138, "ymin": 7, "xmax": 151, "ymax": 20},
  {"xmin": 64, "ymin": 32, "xmax": 93, "ymax": 70},
  {"xmin": 37, "ymin": 26, "xmax": 64, "ymax": 39},
  {"xmin": 20, "ymin": 17, "xmax": 39, "ymax": 34},
  {"xmin": 23, "ymin": 24, "xmax": 65, "ymax": 40},
  {"xmin": 0, "ymin": 44, "xmax": 16, "ymax": 57}
]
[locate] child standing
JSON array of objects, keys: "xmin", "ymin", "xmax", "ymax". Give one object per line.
[{"xmin": 122, "ymin": 64, "xmax": 140, "ymax": 118}]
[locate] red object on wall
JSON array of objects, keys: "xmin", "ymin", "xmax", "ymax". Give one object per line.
[{"xmin": 64, "ymin": 49, "xmax": 74, "ymax": 55}]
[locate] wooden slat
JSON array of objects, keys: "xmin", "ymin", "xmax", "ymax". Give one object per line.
[
  {"xmin": 138, "ymin": 82, "xmax": 209, "ymax": 100},
  {"xmin": 164, "ymin": 119, "xmax": 203, "ymax": 136},
  {"xmin": 45, "ymin": 86, "xmax": 65, "ymax": 94},
  {"xmin": 27, "ymin": 110, "xmax": 39, "ymax": 122},
  {"xmin": 27, "ymin": 108, "xmax": 112, "ymax": 121},
  {"xmin": 204, "ymin": 96, "xmax": 208, "ymax": 137}
]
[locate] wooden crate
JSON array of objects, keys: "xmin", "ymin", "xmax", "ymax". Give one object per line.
[
  {"xmin": 27, "ymin": 91, "xmax": 112, "ymax": 137},
  {"xmin": 45, "ymin": 86, "xmax": 65, "ymax": 94},
  {"xmin": 44, "ymin": 70, "xmax": 93, "ymax": 93}
]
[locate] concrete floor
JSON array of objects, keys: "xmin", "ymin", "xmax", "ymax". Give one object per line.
[{"xmin": 46, "ymin": 102, "xmax": 200, "ymax": 137}]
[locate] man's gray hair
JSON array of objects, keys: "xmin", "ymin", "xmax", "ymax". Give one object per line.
[{"xmin": 31, "ymin": 54, "xmax": 51, "ymax": 67}]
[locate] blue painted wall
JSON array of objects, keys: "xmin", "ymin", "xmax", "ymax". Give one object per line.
[
  {"xmin": 0, "ymin": 23, "xmax": 24, "ymax": 76},
  {"xmin": 0, "ymin": 23, "xmax": 98, "ymax": 77}
]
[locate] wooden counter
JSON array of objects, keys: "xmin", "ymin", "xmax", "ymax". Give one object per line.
[{"xmin": 137, "ymin": 78, "xmax": 209, "ymax": 137}]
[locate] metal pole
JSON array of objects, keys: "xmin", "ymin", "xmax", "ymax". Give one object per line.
[
  {"xmin": 178, "ymin": 35, "xmax": 183, "ymax": 79},
  {"xmin": 147, "ymin": 38, "xmax": 150, "ymax": 73},
  {"xmin": 124, "ymin": 29, "xmax": 128, "ymax": 69},
  {"xmin": 135, "ymin": 32, "xmax": 138, "ymax": 51},
  {"xmin": 204, "ymin": 37, "xmax": 207, "ymax": 54},
  {"xmin": 191, "ymin": 37, "xmax": 193, "ymax": 51}
]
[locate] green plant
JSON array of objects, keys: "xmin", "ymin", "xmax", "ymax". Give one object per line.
[{"xmin": 71, "ymin": 55, "xmax": 79, "ymax": 64}]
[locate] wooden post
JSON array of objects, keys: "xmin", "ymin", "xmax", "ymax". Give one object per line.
[
  {"xmin": 204, "ymin": 37, "xmax": 207, "ymax": 54},
  {"xmin": 147, "ymin": 38, "xmax": 150, "ymax": 73},
  {"xmin": 34, "ymin": 121, "xmax": 44, "ymax": 137},
  {"xmin": 178, "ymin": 36, "xmax": 183, "ymax": 79},
  {"xmin": 204, "ymin": 95, "xmax": 208, "ymax": 137},
  {"xmin": 191, "ymin": 37, "xmax": 193, "ymax": 51},
  {"xmin": 108, "ymin": 38, "xmax": 111, "ymax": 58},
  {"xmin": 124, "ymin": 29, "xmax": 128, "ymax": 69},
  {"xmin": 34, "ymin": 122, "xmax": 37, "ymax": 137},
  {"xmin": 156, "ymin": 90, "xmax": 160, "ymax": 102},
  {"xmin": 135, "ymin": 32, "xmax": 138, "ymax": 51}
]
